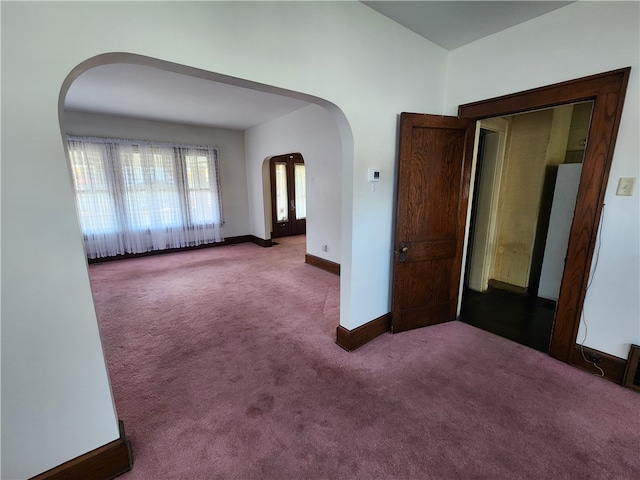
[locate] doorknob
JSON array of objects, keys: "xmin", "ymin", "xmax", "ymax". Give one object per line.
[
  {"xmin": 290, "ymin": 200, "xmax": 296, "ymax": 211},
  {"xmin": 399, "ymin": 242, "xmax": 409, "ymax": 263}
]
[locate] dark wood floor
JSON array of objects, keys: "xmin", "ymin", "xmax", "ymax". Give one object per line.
[{"xmin": 459, "ymin": 288, "xmax": 556, "ymax": 353}]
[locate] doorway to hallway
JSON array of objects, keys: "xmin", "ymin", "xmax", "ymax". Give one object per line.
[{"xmin": 460, "ymin": 102, "xmax": 594, "ymax": 353}]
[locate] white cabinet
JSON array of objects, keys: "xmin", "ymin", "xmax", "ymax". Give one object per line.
[{"xmin": 538, "ymin": 163, "xmax": 583, "ymax": 300}]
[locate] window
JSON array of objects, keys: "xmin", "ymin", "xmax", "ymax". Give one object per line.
[
  {"xmin": 69, "ymin": 142, "xmax": 118, "ymax": 235},
  {"xmin": 67, "ymin": 136, "xmax": 223, "ymax": 259},
  {"xmin": 185, "ymin": 152, "xmax": 217, "ymax": 225}
]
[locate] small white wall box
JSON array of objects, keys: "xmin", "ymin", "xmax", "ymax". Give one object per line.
[
  {"xmin": 616, "ymin": 177, "xmax": 636, "ymax": 196},
  {"xmin": 368, "ymin": 168, "xmax": 381, "ymax": 182}
]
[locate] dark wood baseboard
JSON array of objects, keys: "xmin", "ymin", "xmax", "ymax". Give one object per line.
[
  {"xmin": 31, "ymin": 420, "xmax": 132, "ymax": 480},
  {"xmin": 249, "ymin": 235, "xmax": 273, "ymax": 248},
  {"xmin": 305, "ymin": 253, "xmax": 340, "ymax": 275},
  {"xmin": 570, "ymin": 344, "xmax": 627, "ymax": 385},
  {"xmin": 488, "ymin": 279, "xmax": 528, "ymax": 295},
  {"xmin": 88, "ymin": 235, "xmax": 272, "ymax": 263},
  {"xmin": 336, "ymin": 313, "xmax": 390, "ymax": 352}
]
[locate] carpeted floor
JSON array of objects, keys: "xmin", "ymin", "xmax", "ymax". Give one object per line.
[{"xmin": 90, "ymin": 236, "xmax": 639, "ymax": 480}]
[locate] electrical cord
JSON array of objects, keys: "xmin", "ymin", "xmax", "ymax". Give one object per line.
[{"xmin": 579, "ymin": 320, "xmax": 605, "ymax": 376}]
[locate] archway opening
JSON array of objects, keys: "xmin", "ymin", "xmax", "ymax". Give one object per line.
[{"xmin": 57, "ymin": 53, "xmax": 353, "ymax": 461}]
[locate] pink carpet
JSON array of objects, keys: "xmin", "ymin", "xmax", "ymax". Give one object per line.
[{"xmin": 90, "ymin": 236, "xmax": 639, "ymax": 479}]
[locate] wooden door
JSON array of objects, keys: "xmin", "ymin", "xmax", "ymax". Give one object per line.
[
  {"xmin": 391, "ymin": 113, "xmax": 476, "ymax": 333},
  {"xmin": 270, "ymin": 153, "xmax": 306, "ymax": 238}
]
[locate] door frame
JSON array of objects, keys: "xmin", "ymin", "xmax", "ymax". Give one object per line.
[
  {"xmin": 269, "ymin": 152, "xmax": 306, "ymax": 238},
  {"xmin": 457, "ymin": 67, "xmax": 630, "ymax": 364},
  {"xmin": 463, "ymin": 117, "xmax": 509, "ymax": 294}
]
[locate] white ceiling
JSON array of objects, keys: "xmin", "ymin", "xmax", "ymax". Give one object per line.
[
  {"xmin": 64, "ymin": 63, "xmax": 313, "ymax": 131},
  {"xmin": 363, "ymin": 1, "xmax": 573, "ymax": 50},
  {"xmin": 64, "ymin": 1, "xmax": 574, "ymax": 130}
]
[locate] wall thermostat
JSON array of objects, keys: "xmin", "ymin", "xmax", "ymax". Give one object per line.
[{"xmin": 367, "ymin": 168, "xmax": 381, "ymax": 182}]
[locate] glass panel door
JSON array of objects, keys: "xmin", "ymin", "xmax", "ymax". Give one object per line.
[
  {"xmin": 294, "ymin": 163, "xmax": 306, "ymax": 220},
  {"xmin": 275, "ymin": 162, "xmax": 289, "ymax": 222},
  {"xmin": 270, "ymin": 154, "xmax": 306, "ymax": 238}
]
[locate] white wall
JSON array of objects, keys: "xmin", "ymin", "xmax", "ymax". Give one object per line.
[
  {"xmin": 245, "ymin": 104, "xmax": 342, "ymax": 263},
  {"xmin": 3, "ymin": 1, "xmax": 638, "ymax": 477},
  {"xmin": 63, "ymin": 111, "xmax": 250, "ymax": 238},
  {"xmin": 445, "ymin": 1, "xmax": 640, "ymax": 358},
  {"xmin": 1, "ymin": 2, "xmax": 446, "ymax": 477}
]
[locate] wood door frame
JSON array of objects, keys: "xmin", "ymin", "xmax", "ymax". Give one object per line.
[
  {"xmin": 269, "ymin": 152, "xmax": 306, "ymax": 238},
  {"xmin": 458, "ymin": 67, "xmax": 631, "ymax": 364}
]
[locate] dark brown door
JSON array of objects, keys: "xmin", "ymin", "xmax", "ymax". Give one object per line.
[
  {"xmin": 270, "ymin": 153, "xmax": 306, "ymax": 238},
  {"xmin": 391, "ymin": 113, "xmax": 476, "ymax": 333}
]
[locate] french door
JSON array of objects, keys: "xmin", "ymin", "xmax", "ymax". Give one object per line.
[{"xmin": 270, "ymin": 153, "xmax": 306, "ymax": 238}]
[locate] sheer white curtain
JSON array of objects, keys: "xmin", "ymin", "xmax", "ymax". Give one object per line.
[{"xmin": 67, "ymin": 136, "xmax": 223, "ymax": 259}]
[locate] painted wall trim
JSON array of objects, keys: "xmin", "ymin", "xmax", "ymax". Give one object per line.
[
  {"xmin": 570, "ymin": 345, "xmax": 627, "ymax": 385},
  {"xmin": 336, "ymin": 313, "xmax": 390, "ymax": 351},
  {"xmin": 305, "ymin": 253, "xmax": 340, "ymax": 275},
  {"xmin": 30, "ymin": 421, "xmax": 132, "ymax": 480}
]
